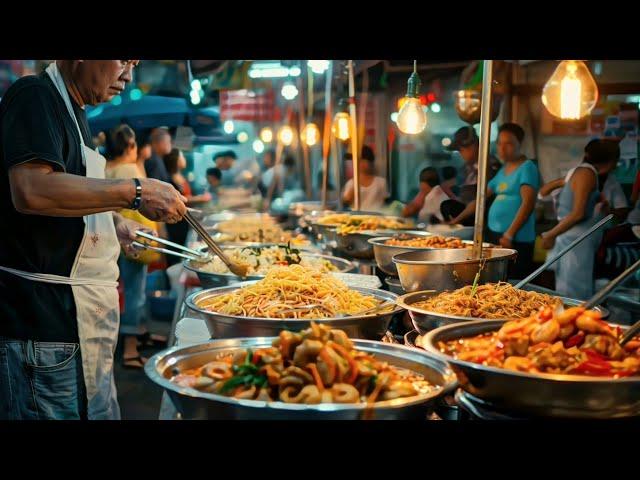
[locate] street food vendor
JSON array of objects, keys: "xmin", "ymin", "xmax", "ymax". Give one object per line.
[
  {"xmin": 0, "ymin": 60, "xmax": 187, "ymax": 420},
  {"xmin": 541, "ymin": 139, "xmax": 620, "ymax": 300}
]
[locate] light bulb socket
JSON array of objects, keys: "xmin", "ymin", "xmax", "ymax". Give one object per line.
[{"xmin": 405, "ymin": 71, "xmax": 421, "ymax": 98}]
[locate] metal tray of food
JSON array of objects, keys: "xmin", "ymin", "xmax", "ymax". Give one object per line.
[
  {"xmin": 184, "ymin": 283, "xmax": 403, "ymax": 340},
  {"xmin": 396, "ymin": 288, "xmax": 610, "ymax": 334},
  {"xmin": 420, "ymin": 319, "xmax": 640, "ymax": 418},
  {"xmin": 145, "ymin": 336, "xmax": 457, "ymax": 420}
]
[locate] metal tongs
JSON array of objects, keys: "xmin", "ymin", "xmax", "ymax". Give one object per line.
[
  {"xmin": 183, "ymin": 211, "xmax": 250, "ymax": 278},
  {"xmin": 132, "ymin": 230, "xmax": 211, "ymax": 262}
]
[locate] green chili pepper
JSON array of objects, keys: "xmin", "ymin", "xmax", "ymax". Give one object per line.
[{"xmin": 220, "ymin": 374, "xmax": 254, "ymax": 393}]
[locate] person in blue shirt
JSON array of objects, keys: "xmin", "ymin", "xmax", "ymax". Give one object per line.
[{"xmin": 448, "ymin": 123, "xmax": 540, "ymax": 280}]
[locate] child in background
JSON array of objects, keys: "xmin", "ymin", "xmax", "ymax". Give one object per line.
[{"xmin": 402, "ymin": 167, "xmax": 452, "ymax": 223}]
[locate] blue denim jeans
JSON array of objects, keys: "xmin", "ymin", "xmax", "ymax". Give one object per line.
[
  {"xmin": 0, "ymin": 338, "xmax": 87, "ymax": 420},
  {"xmin": 118, "ymin": 255, "xmax": 148, "ymax": 336}
]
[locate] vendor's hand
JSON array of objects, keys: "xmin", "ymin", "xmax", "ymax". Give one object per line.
[
  {"xmin": 541, "ymin": 233, "xmax": 555, "ymax": 250},
  {"xmin": 499, "ymin": 235, "xmax": 513, "ymax": 248},
  {"xmin": 138, "ymin": 178, "xmax": 187, "ymax": 224},
  {"xmin": 445, "ymin": 217, "xmax": 458, "ymax": 225},
  {"xmin": 116, "ymin": 218, "xmax": 157, "ymax": 258}
]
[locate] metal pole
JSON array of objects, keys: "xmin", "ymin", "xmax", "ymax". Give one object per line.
[
  {"xmin": 296, "ymin": 74, "xmax": 312, "ymax": 199},
  {"xmin": 347, "ymin": 60, "xmax": 360, "ymax": 210},
  {"xmin": 321, "ymin": 61, "xmax": 333, "ymax": 208},
  {"xmin": 472, "ymin": 60, "xmax": 494, "ymax": 259}
]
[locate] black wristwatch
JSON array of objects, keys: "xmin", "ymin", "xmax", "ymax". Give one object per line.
[{"xmin": 130, "ymin": 178, "xmax": 142, "ymax": 210}]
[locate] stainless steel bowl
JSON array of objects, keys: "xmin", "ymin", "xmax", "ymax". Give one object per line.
[
  {"xmin": 425, "ymin": 224, "xmax": 475, "ymax": 240},
  {"xmin": 370, "ymin": 234, "xmax": 493, "ymax": 277},
  {"xmin": 396, "ymin": 288, "xmax": 611, "ymax": 335},
  {"xmin": 185, "ymin": 283, "xmax": 404, "ymax": 340},
  {"xmin": 145, "ymin": 336, "xmax": 457, "ymax": 419},
  {"xmin": 420, "ymin": 320, "xmax": 640, "ymax": 418},
  {"xmin": 202, "ymin": 212, "xmax": 275, "ymax": 229},
  {"xmin": 183, "ymin": 245, "xmax": 355, "ymax": 289},
  {"xmin": 393, "ymin": 248, "xmax": 518, "ymax": 293}
]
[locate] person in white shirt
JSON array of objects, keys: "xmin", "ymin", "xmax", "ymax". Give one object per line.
[
  {"xmin": 342, "ymin": 145, "xmax": 388, "ymax": 212},
  {"xmin": 402, "ymin": 167, "xmax": 452, "ymax": 223}
]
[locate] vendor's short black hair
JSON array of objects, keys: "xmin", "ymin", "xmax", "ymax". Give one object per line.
[
  {"xmin": 584, "ymin": 138, "xmax": 620, "ymax": 166},
  {"xmin": 213, "ymin": 150, "xmax": 237, "ymax": 161},
  {"xmin": 442, "ymin": 166, "xmax": 457, "ymax": 181},
  {"xmin": 206, "ymin": 167, "xmax": 222, "ymax": 179},
  {"xmin": 345, "ymin": 145, "xmax": 375, "ymax": 163},
  {"xmin": 498, "ymin": 123, "xmax": 525, "ymax": 144},
  {"xmin": 419, "ymin": 167, "xmax": 440, "ymax": 187}
]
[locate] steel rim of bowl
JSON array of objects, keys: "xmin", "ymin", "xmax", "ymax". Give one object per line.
[
  {"xmin": 368, "ymin": 236, "xmax": 493, "ymax": 252},
  {"xmin": 395, "ymin": 289, "xmax": 610, "ymax": 324},
  {"xmin": 182, "ymin": 247, "xmax": 354, "ymax": 279},
  {"xmin": 421, "ymin": 319, "xmax": 640, "ymax": 384},
  {"xmin": 144, "ymin": 337, "xmax": 458, "ymax": 412},
  {"xmin": 392, "ymin": 248, "xmax": 518, "ymax": 266},
  {"xmin": 185, "ymin": 282, "xmax": 405, "ymax": 322}
]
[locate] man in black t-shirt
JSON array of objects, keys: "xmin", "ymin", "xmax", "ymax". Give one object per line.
[{"xmin": 0, "ymin": 60, "xmax": 188, "ymax": 420}]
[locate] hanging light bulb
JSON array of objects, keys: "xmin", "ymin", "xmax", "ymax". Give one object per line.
[
  {"xmin": 307, "ymin": 60, "xmax": 330, "ymax": 74},
  {"xmin": 301, "ymin": 123, "xmax": 320, "ymax": 146},
  {"xmin": 281, "ymin": 82, "xmax": 299, "ymax": 100},
  {"xmin": 236, "ymin": 131, "xmax": 249, "ymax": 143},
  {"xmin": 332, "ymin": 111, "xmax": 351, "ymax": 141},
  {"xmin": 259, "ymin": 127, "xmax": 273, "ymax": 143},
  {"xmin": 542, "ymin": 60, "xmax": 598, "ymax": 120},
  {"xmin": 252, "ymin": 139, "xmax": 265, "ymax": 153},
  {"xmin": 277, "ymin": 126, "xmax": 294, "ymax": 146},
  {"xmin": 223, "ymin": 120, "xmax": 234, "ymax": 134},
  {"xmin": 396, "ymin": 60, "xmax": 427, "ymax": 134}
]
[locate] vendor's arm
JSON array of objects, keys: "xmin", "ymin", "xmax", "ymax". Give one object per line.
[
  {"xmin": 447, "ymin": 187, "xmax": 495, "ymax": 224},
  {"xmin": 502, "ymin": 184, "xmax": 536, "ymax": 246},
  {"xmin": 113, "ymin": 211, "xmax": 157, "ymax": 257},
  {"xmin": 402, "ymin": 190, "xmax": 425, "ymax": 217},
  {"xmin": 541, "ymin": 168, "xmax": 595, "ymax": 248},
  {"xmin": 342, "ymin": 179, "xmax": 354, "ymax": 205},
  {"xmin": 9, "ymin": 162, "xmax": 187, "ymax": 222},
  {"xmin": 539, "ymin": 177, "xmax": 564, "ymax": 198}
]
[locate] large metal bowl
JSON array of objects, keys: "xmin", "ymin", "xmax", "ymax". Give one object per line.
[
  {"xmin": 185, "ymin": 283, "xmax": 404, "ymax": 340},
  {"xmin": 183, "ymin": 245, "xmax": 355, "ymax": 289},
  {"xmin": 202, "ymin": 212, "xmax": 275, "ymax": 229},
  {"xmin": 333, "ymin": 230, "xmax": 405, "ymax": 260},
  {"xmin": 420, "ymin": 320, "xmax": 640, "ymax": 418},
  {"xmin": 145, "ymin": 337, "xmax": 457, "ymax": 420},
  {"xmin": 397, "ymin": 288, "xmax": 611, "ymax": 335},
  {"xmin": 425, "ymin": 224, "xmax": 475, "ymax": 240},
  {"xmin": 309, "ymin": 211, "xmax": 384, "ymax": 247},
  {"xmin": 370, "ymin": 235, "xmax": 494, "ymax": 276},
  {"xmin": 393, "ymin": 248, "xmax": 518, "ymax": 293}
]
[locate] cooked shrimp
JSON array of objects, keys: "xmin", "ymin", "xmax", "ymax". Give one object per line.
[{"xmin": 530, "ymin": 319, "xmax": 560, "ymax": 344}]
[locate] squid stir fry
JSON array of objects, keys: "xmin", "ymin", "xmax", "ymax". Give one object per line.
[
  {"xmin": 439, "ymin": 307, "xmax": 640, "ymax": 378},
  {"xmin": 171, "ymin": 323, "xmax": 437, "ymax": 404}
]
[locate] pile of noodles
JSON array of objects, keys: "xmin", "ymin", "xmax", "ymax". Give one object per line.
[{"xmin": 413, "ymin": 282, "xmax": 562, "ymax": 319}]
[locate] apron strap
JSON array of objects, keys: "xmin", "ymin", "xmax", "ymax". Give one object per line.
[
  {"xmin": 0, "ymin": 265, "xmax": 118, "ymax": 288},
  {"xmin": 45, "ymin": 62, "xmax": 89, "ymax": 164}
]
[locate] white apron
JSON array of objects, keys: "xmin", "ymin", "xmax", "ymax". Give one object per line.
[{"xmin": 0, "ymin": 62, "xmax": 121, "ymax": 419}]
